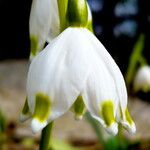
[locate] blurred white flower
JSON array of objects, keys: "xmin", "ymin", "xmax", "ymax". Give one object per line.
[
  {"xmin": 29, "ymin": 0, "xmax": 92, "ymax": 58},
  {"xmin": 134, "ymin": 66, "xmax": 150, "ymax": 92},
  {"xmin": 21, "ymin": 27, "xmax": 135, "ymax": 135}
]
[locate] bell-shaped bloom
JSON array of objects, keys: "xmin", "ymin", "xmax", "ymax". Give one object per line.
[
  {"xmin": 134, "ymin": 65, "xmax": 150, "ymax": 92},
  {"xmin": 29, "ymin": 0, "xmax": 93, "ymax": 58},
  {"xmin": 21, "ymin": 27, "xmax": 135, "ymax": 135}
]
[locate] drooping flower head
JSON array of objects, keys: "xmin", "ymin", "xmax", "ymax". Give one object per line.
[{"xmin": 21, "ymin": 0, "xmax": 135, "ymax": 135}]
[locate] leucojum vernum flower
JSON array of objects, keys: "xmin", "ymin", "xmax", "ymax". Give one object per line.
[{"xmin": 20, "ymin": 0, "xmax": 136, "ymax": 136}]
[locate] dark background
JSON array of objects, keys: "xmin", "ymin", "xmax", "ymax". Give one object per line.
[{"xmin": 0, "ymin": 0, "xmax": 149, "ymax": 72}]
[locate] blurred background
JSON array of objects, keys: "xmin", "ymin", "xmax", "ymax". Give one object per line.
[{"xmin": 0, "ymin": 0, "xmax": 150, "ymax": 149}]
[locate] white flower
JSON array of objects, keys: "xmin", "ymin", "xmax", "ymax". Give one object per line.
[
  {"xmin": 134, "ymin": 65, "xmax": 150, "ymax": 92},
  {"xmin": 21, "ymin": 27, "xmax": 135, "ymax": 135},
  {"xmin": 29, "ymin": 0, "xmax": 93, "ymax": 58},
  {"xmin": 29, "ymin": 0, "xmax": 60, "ymax": 58}
]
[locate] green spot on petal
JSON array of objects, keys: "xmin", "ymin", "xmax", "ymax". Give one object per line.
[
  {"xmin": 30, "ymin": 35, "xmax": 38, "ymax": 57},
  {"xmin": 125, "ymin": 108, "xmax": 133, "ymax": 125},
  {"xmin": 33, "ymin": 93, "xmax": 51, "ymax": 122},
  {"xmin": 100, "ymin": 100, "xmax": 115, "ymax": 126},
  {"xmin": 73, "ymin": 95, "xmax": 86, "ymax": 119},
  {"xmin": 22, "ymin": 98, "xmax": 30, "ymax": 115}
]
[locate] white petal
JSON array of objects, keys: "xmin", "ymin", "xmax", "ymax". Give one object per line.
[
  {"xmin": 82, "ymin": 29, "xmax": 136, "ymax": 133},
  {"xmin": 31, "ymin": 119, "xmax": 47, "ymax": 133},
  {"xmin": 81, "ymin": 49, "xmax": 118, "ymax": 134},
  {"xmin": 30, "ymin": 0, "xmax": 59, "ymax": 54},
  {"xmin": 82, "ymin": 57, "xmax": 118, "ymax": 115},
  {"xmin": 83, "ymin": 29, "xmax": 127, "ymax": 115},
  {"xmin": 27, "ymin": 28, "xmax": 92, "ymax": 123}
]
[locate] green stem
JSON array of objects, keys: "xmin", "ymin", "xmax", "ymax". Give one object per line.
[
  {"xmin": 126, "ymin": 34, "xmax": 145, "ymax": 86},
  {"xmin": 57, "ymin": 0, "xmax": 68, "ymax": 32},
  {"xmin": 39, "ymin": 122, "xmax": 54, "ymax": 150}
]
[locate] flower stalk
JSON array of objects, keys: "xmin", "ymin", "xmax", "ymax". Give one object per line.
[
  {"xmin": 39, "ymin": 122, "xmax": 53, "ymax": 150},
  {"xmin": 67, "ymin": 0, "xmax": 88, "ymax": 27},
  {"xmin": 57, "ymin": 0, "xmax": 68, "ymax": 32}
]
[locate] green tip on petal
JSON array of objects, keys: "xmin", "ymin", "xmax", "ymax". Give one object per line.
[
  {"xmin": 106, "ymin": 122, "xmax": 118, "ymax": 136},
  {"xmin": 22, "ymin": 98, "xmax": 30, "ymax": 115},
  {"xmin": 100, "ymin": 100, "xmax": 118, "ymax": 135},
  {"xmin": 30, "ymin": 35, "xmax": 38, "ymax": 58},
  {"xmin": 73, "ymin": 95, "xmax": 86, "ymax": 120},
  {"xmin": 20, "ymin": 98, "xmax": 31, "ymax": 122},
  {"xmin": 121, "ymin": 108, "xmax": 136, "ymax": 134},
  {"xmin": 33, "ymin": 93, "xmax": 51, "ymax": 123},
  {"xmin": 67, "ymin": 0, "xmax": 88, "ymax": 27},
  {"xmin": 100, "ymin": 100, "xmax": 116, "ymax": 126},
  {"xmin": 125, "ymin": 108, "xmax": 133, "ymax": 125}
]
